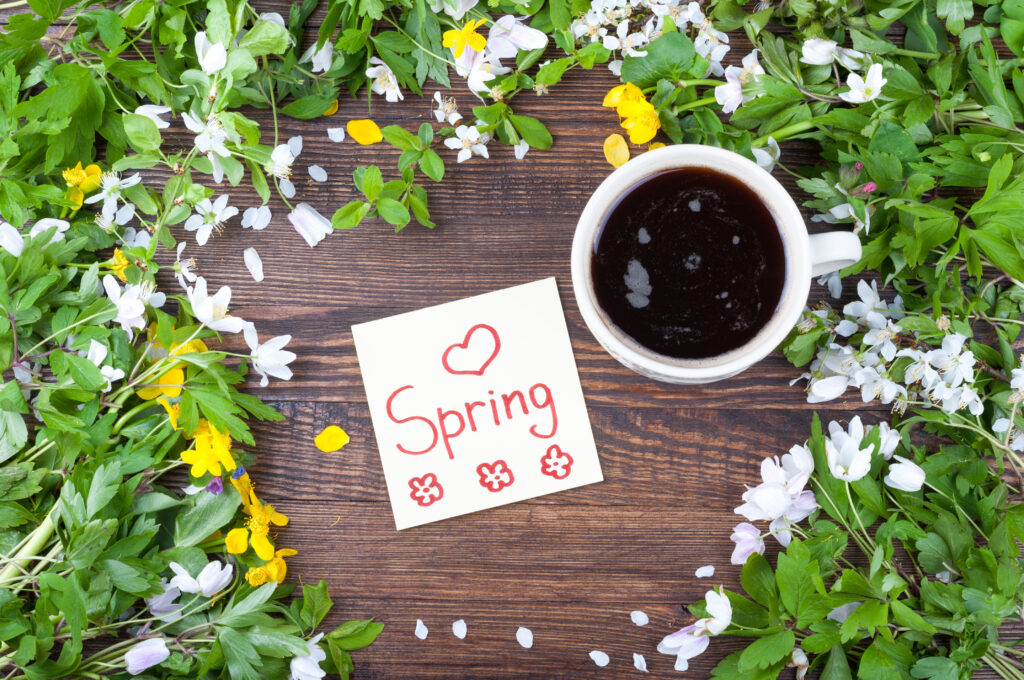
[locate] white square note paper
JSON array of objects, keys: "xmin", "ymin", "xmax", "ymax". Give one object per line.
[{"xmin": 352, "ymin": 278, "xmax": 603, "ymax": 529}]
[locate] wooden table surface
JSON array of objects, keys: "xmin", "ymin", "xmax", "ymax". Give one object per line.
[{"xmin": 159, "ymin": 13, "xmax": 888, "ymax": 678}]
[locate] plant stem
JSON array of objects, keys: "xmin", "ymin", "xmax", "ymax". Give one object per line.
[{"xmin": 0, "ymin": 514, "xmax": 54, "ymax": 587}]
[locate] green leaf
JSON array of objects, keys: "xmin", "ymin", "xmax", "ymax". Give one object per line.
[
  {"xmin": 26, "ymin": 0, "xmax": 73, "ymax": 22},
  {"xmin": 740, "ymin": 552, "xmax": 777, "ymax": 607},
  {"xmin": 329, "ymin": 620, "xmax": 384, "ymax": 650},
  {"xmin": 332, "ymin": 200, "xmax": 371, "ymax": 230},
  {"xmin": 620, "ymin": 32, "xmax": 698, "ymax": 88},
  {"xmin": 508, "ymin": 114, "xmax": 552, "ymax": 149},
  {"xmin": 911, "ymin": 657, "xmax": 958, "ymax": 680},
  {"xmin": 280, "ymin": 95, "xmax": 336, "ymax": 119},
  {"xmin": 821, "ymin": 644, "xmax": 853, "ymax": 680},
  {"xmin": 86, "ymin": 461, "xmax": 121, "ymax": 520},
  {"xmin": 218, "ymin": 628, "xmax": 261, "ymax": 680},
  {"xmin": 360, "ymin": 166, "xmax": 383, "ymax": 201},
  {"xmin": 122, "ymin": 113, "xmax": 162, "ymax": 153},
  {"xmin": 300, "ymin": 581, "xmax": 333, "ymax": 629},
  {"xmin": 376, "ymin": 198, "xmax": 410, "ymax": 228},
  {"xmin": 381, "ymin": 125, "xmax": 419, "ymax": 151},
  {"xmin": 239, "ymin": 19, "xmax": 291, "ymax": 56},
  {"xmin": 419, "ymin": 149, "xmax": 444, "ymax": 182},
  {"xmin": 936, "ymin": 0, "xmax": 973, "ymax": 34},
  {"xmin": 173, "ymin": 488, "xmax": 240, "ymax": 547},
  {"xmin": 737, "ymin": 630, "xmax": 795, "ymax": 672}
]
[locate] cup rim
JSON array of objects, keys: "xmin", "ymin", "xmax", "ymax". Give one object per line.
[{"xmin": 570, "ymin": 144, "xmax": 812, "ymax": 381}]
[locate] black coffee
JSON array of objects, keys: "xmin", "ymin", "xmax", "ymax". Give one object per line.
[{"xmin": 592, "ymin": 167, "xmax": 786, "ymax": 359}]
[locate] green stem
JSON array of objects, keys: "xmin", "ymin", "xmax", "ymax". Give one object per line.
[
  {"xmin": 0, "ymin": 514, "xmax": 55, "ymax": 587},
  {"xmin": 671, "ymin": 95, "xmax": 717, "ymax": 114},
  {"xmin": 754, "ymin": 118, "xmax": 818, "ymax": 145}
]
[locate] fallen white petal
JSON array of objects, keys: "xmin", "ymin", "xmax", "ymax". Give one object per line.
[
  {"xmin": 288, "ymin": 135, "xmax": 303, "ymax": 158},
  {"xmin": 695, "ymin": 565, "xmax": 715, "ymax": 578},
  {"xmin": 630, "ymin": 610, "xmax": 649, "ymax": 626},
  {"xmin": 516, "ymin": 626, "xmax": 533, "ymax": 649},
  {"xmin": 280, "ymin": 178, "xmax": 296, "ymax": 199},
  {"xmin": 308, "ymin": 165, "xmax": 328, "ymax": 182},
  {"xmin": 452, "ymin": 619, "xmax": 467, "ymax": 639},
  {"xmin": 327, "ymin": 127, "xmax": 345, "ymax": 143},
  {"xmin": 243, "ymin": 247, "xmax": 264, "ymax": 282},
  {"xmin": 633, "ymin": 653, "xmax": 648, "ymax": 673},
  {"xmin": 414, "ymin": 619, "xmax": 428, "ymax": 640},
  {"xmin": 589, "ymin": 650, "xmax": 610, "ymax": 667}
]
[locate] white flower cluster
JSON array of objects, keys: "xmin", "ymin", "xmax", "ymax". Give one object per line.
[
  {"xmin": 796, "ymin": 280, "xmax": 990, "ymax": 420},
  {"xmin": 572, "ymin": 0, "xmax": 727, "ymax": 77}
]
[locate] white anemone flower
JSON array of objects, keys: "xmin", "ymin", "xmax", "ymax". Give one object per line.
[
  {"xmin": 839, "ymin": 63, "xmax": 886, "ymax": 104},
  {"xmin": 752, "ymin": 136, "xmax": 780, "ymax": 172},
  {"xmin": 243, "ymin": 323, "xmax": 296, "ymax": 387},
  {"xmin": 125, "ymin": 638, "xmax": 170, "ymax": 676},
  {"xmin": 85, "ymin": 340, "xmax": 125, "ymax": 392},
  {"xmin": 144, "ymin": 579, "xmax": 183, "ymax": 622},
  {"xmin": 186, "ymin": 276, "xmax": 247, "ymax": 333},
  {"xmin": 0, "ymin": 222, "xmax": 23, "ymax": 256},
  {"xmin": 121, "ymin": 226, "xmax": 151, "ymax": 249},
  {"xmin": 287, "ymin": 203, "xmax": 332, "ymax": 247},
  {"xmin": 444, "ymin": 125, "xmax": 489, "ymax": 163},
  {"xmin": 134, "ymin": 104, "xmax": 172, "ymax": 129},
  {"xmin": 715, "ymin": 49, "xmax": 765, "ymax": 114},
  {"xmin": 184, "ymin": 195, "xmax": 238, "ymax": 246},
  {"xmin": 289, "ymin": 633, "xmax": 328, "ymax": 680},
  {"xmin": 884, "ymin": 455, "xmax": 925, "ymax": 492},
  {"xmin": 103, "ymin": 275, "xmax": 147, "ymax": 339},
  {"xmin": 800, "ymin": 38, "xmax": 865, "ymax": 70},
  {"xmin": 487, "ymin": 15, "xmax": 548, "ymax": 58},
  {"xmin": 862, "ymin": 311, "xmax": 901, "ymax": 361},
  {"xmin": 928, "ymin": 333, "xmax": 976, "ymax": 387},
  {"xmin": 427, "ymin": 0, "xmax": 478, "ymax": 20},
  {"xmin": 28, "ymin": 218, "xmax": 71, "ymax": 245},
  {"xmin": 602, "ymin": 20, "xmax": 649, "ymax": 58},
  {"xmin": 194, "ymin": 31, "xmax": 228, "ymax": 74},
  {"xmin": 825, "ymin": 416, "xmax": 874, "ymax": 481},
  {"xmin": 300, "ymin": 41, "xmax": 333, "ymax": 73},
  {"xmin": 169, "ymin": 560, "xmax": 233, "ymax": 597},
  {"xmin": 657, "ymin": 589, "xmax": 732, "ymax": 671},
  {"xmin": 366, "ymin": 57, "xmax": 404, "ymax": 102}
]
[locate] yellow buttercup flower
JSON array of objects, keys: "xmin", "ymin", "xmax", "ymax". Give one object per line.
[
  {"xmin": 136, "ymin": 366, "xmax": 184, "ymax": 400},
  {"xmin": 63, "ymin": 162, "xmax": 102, "ymax": 208},
  {"xmin": 181, "ymin": 419, "xmax": 235, "ymax": 477},
  {"xmin": 315, "ymin": 425, "xmax": 349, "ymax": 452},
  {"xmin": 347, "ymin": 119, "xmax": 383, "ymax": 145},
  {"xmin": 226, "ymin": 490, "xmax": 289, "ymax": 560},
  {"xmin": 618, "ymin": 99, "xmax": 661, "ymax": 144},
  {"xmin": 110, "ymin": 248, "xmax": 131, "ymax": 282},
  {"xmin": 442, "ymin": 18, "xmax": 487, "ymax": 58},
  {"xmin": 604, "ymin": 134, "xmax": 629, "ymax": 167},
  {"xmin": 323, "ymin": 99, "xmax": 339, "ymax": 116},
  {"xmin": 156, "ymin": 396, "xmax": 180, "ymax": 430},
  {"xmin": 602, "ymin": 83, "xmax": 645, "ymax": 110},
  {"xmin": 244, "ymin": 548, "xmax": 297, "ymax": 586},
  {"xmin": 229, "ymin": 466, "xmax": 254, "ymax": 506}
]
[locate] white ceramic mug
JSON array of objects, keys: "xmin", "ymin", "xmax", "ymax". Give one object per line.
[{"xmin": 570, "ymin": 144, "xmax": 862, "ymax": 384}]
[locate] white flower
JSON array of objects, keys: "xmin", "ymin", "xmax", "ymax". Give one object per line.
[
  {"xmin": 993, "ymin": 418, "xmax": 1024, "ymax": 451},
  {"xmin": 288, "ymin": 203, "xmax": 332, "ymax": 248},
  {"xmin": 735, "ymin": 454, "xmax": 816, "ymax": 546},
  {"xmin": 752, "ymin": 136, "xmax": 780, "ymax": 172},
  {"xmin": 844, "ymin": 279, "xmax": 889, "ymax": 323},
  {"xmin": 168, "ymin": 560, "xmax": 233, "ymax": 597},
  {"xmin": 818, "ymin": 270, "xmax": 843, "ymax": 298},
  {"xmin": 862, "ymin": 311, "xmax": 901, "ymax": 361},
  {"xmin": 135, "ymin": 104, "xmax": 172, "ymax": 129},
  {"xmin": 259, "ymin": 11, "xmax": 286, "ymax": 27},
  {"xmin": 603, "ymin": 20, "xmax": 649, "ymax": 58},
  {"xmin": 487, "ymin": 15, "xmax": 548, "ymax": 59},
  {"xmin": 174, "ymin": 242, "xmax": 197, "ymax": 290},
  {"xmin": 84, "ymin": 171, "xmax": 141, "ymax": 216},
  {"xmin": 184, "ymin": 195, "xmax": 238, "ymax": 246},
  {"xmin": 241, "ymin": 205, "xmax": 271, "ymax": 230},
  {"xmin": 897, "ymin": 347, "xmax": 939, "ymax": 389},
  {"xmin": 839, "ymin": 63, "xmax": 886, "ymax": 104},
  {"xmin": 243, "ymin": 323, "xmax": 296, "ymax": 387},
  {"xmin": 427, "ymin": 0, "xmax": 478, "ymax": 20},
  {"xmin": 692, "ymin": 8, "xmax": 730, "ymax": 76},
  {"xmin": 121, "ymin": 226, "xmax": 151, "ymax": 249},
  {"xmin": 195, "ymin": 31, "xmax": 228, "ymax": 74},
  {"xmin": 366, "ymin": 57, "xmax": 404, "ymax": 102},
  {"xmin": 855, "ymin": 365, "xmax": 906, "ymax": 404},
  {"xmin": 144, "ymin": 579, "xmax": 183, "ymax": 622},
  {"xmin": 28, "ymin": 218, "xmax": 71, "ymax": 245},
  {"xmin": 433, "ymin": 92, "xmax": 463, "ymax": 125},
  {"xmin": 186, "ymin": 276, "xmax": 246, "ymax": 333},
  {"xmin": 104, "ymin": 275, "xmax": 147, "ymax": 339},
  {"xmin": 455, "ymin": 47, "xmax": 510, "ymax": 94},
  {"xmin": 327, "ymin": 127, "xmax": 346, "ymax": 142},
  {"xmin": 182, "ymin": 112, "xmax": 232, "ymax": 183},
  {"xmin": 266, "ymin": 144, "xmax": 295, "ymax": 179},
  {"xmin": 1012, "ymin": 367, "xmax": 1024, "ymax": 393},
  {"xmin": 884, "ymin": 455, "xmax": 925, "ymax": 492},
  {"xmin": 928, "ymin": 333, "xmax": 976, "ymax": 387},
  {"xmin": 85, "ymin": 339, "xmax": 124, "ymax": 392},
  {"xmin": 125, "ymin": 638, "xmax": 170, "ymax": 675},
  {"xmin": 825, "ymin": 416, "xmax": 873, "ymax": 481},
  {"xmin": 657, "ymin": 589, "xmax": 731, "ymax": 671},
  {"xmin": 513, "ymin": 139, "xmax": 530, "ymax": 159},
  {"xmin": 730, "ymin": 522, "xmax": 765, "ymax": 564},
  {"xmin": 933, "ymin": 383, "xmax": 983, "ymax": 416},
  {"xmin": 290, "ymin": 633, "xmax": 327, "ymax": 680},
  {"xmin": 572, "ymin": 10, "xmax": 605, "ymax": 42},
  {"xmin": 300, "ymin": 41, "xmax": 334, "ymax": 73},
  {"xmin": 715, "ymin": 49, "xmax": 765, "ymax": 114},
  {"xmin": 444, "ymin": 125, "xmax": 489, "ymax": 163},
  {"xmin": 877, "ymin": 422, "xmax": 901, "ymax": 460},
  {"xmin": 799, "ymin": 38, "xmax": 865, "ymax": 70},
  {"xmin": 0, "ymin": 222, "xmax": 23, "ymax": 256}
]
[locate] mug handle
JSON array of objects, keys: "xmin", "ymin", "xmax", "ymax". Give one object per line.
[{"xmin": 808, "ymin": 231, "xmax": 862, "ymax": 277}]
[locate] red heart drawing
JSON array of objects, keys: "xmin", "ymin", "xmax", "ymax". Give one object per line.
[{"xmin": 441, "ymin": 324, "xmax": 501, "ymax": 376}]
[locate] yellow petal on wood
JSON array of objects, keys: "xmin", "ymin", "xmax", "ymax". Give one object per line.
[
  {"xmin": 347, "ymin": 119, "xmax": 383, "ymax": 145},
  {"xmin": 648, "ymin": 142, "xmax": 666, "ymax": 150},
  {"xmin": 315, "ymin": 425, "xmax": 350, "ymax": 452},
  {"xmin": 322, "ymin": 99, "xmax": 339, "ymax": 116},
  {"xmin": 604, "ymin": 134, "xmax": 629, "ymax": 168}
]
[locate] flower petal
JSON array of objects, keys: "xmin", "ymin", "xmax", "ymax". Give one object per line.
[
  {"xmin": 347, "ymin": 119, "xmax": 383, "ymax": 145},
  {"xmin": 414, "ymin": 619, "xmax": 428, "ymax": 640},
  {"xmin": 630, "ymin": 610, "xmax": 649, "ymax": 626},
  {"xmin": 308, "ymin": 165, "xmax": 328, "ymax": 182},
  {"xmin": 604, "ymin": 133, "xmax": 629, "ymax": 167},
  {"xmin": 452, "ymin": 619, "xmax": 467, "ymax": 639},
  {"xmin": 516, "ymin": 626, "xmax": 533, "ymax": 648},
  {"xmin": 589, "ymin": 650, "xmax": 610, "ymax": 667},
  {"xmin": 315, "ymin": 425, "xmax": 349, "ymax": 452},
  {"xmin": 243, "ymin": 247, "xmax": 264, "ymax": 282}
]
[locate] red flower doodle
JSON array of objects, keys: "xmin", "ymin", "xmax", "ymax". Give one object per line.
[
  {"xmin": 408, "ymin": 473, "xmax": 444, "ymax": 507},
  {"xmin": 540, "ymin": 444, "xmax": 574, "ymax": 480},
  {"xmin": 476, "ymin": 460, "xmax": 515, "ymax": 492}
]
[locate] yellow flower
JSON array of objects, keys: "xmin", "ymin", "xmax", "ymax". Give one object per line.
[
  {"xmin": 604, "ymin": 134, "xmax": 630, "ymax": 167},
  {"xmin": 157, "ymin": 396, "xmax": 180, "ymax": 430},
  {"xmin": 110, "ymin": 248, "xmax": 131, "ymax": 282},
  {"xmin": 229, "ymin": 466, "xmax": 254, "ymax": 506},
  {"xmin": 648, "ymin": 142, "xmax": 666, "ymax": 151},
  {"xmin": 602, "ymin": 83, "xmax": 645, "ymax": 111},
  {"xmin": 136, "ymin": 366, "xmax": 184, "ymax": 400},
  {"xmin": 315, "ymin": 425, "xmax": 349, "ymax": 452},
  {"xmin": 226, "ymin": 490, "xmax": 288, "ymax": 560},
  {"xmin": 618, "ymin": 99, "xmax": 661, "ymax": 144},
  {"xmin": 323, "ymin": 99, "xmax": 339, "ymax": 116},
  {"xmin": 181, "ymin": 419, "xmax": 235, "ymax": 477},
  {"xmin": 63, "ymin": 162, "xmax": 102, "ymax": 209},
  {"xmin": 347, "ymin": 119, "xmax": 383, "ymax": 145},
  {"xmin": 442, "ymin": 19, "xmax": 487, "ymax": 58},
  {"xmin": 244, "ymin": 548, "xmax": 297, "ymax": 586}
]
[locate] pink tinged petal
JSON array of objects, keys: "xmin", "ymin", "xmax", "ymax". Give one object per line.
[
  {"xmin": 516, "ymin": 626, "xmax": 533, "ymax": 648},
  {"xmin": 695, "ymin": 564, "xmax": 715, "ymax": 578},
  {"xmin": 452, "ymin": 619, "xmax": 467, "ymax": 639},
  {"xmin": 630, "ymin": 610, "xmax": 649, "ymax": 626},
  {"xmin": 589, "ymin": 650, "xmax": 610, "ymax": 667},
  {"xmin": 125, "ymin": 638, "xmax": 170, "ymax": 675},
  {"xmin": 414, "ymin": 619, "xmax": 428, "ymax": 639},
  {"xmin": 243, "ymin": 247, "xmax": 264, "ymax": 282}
]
